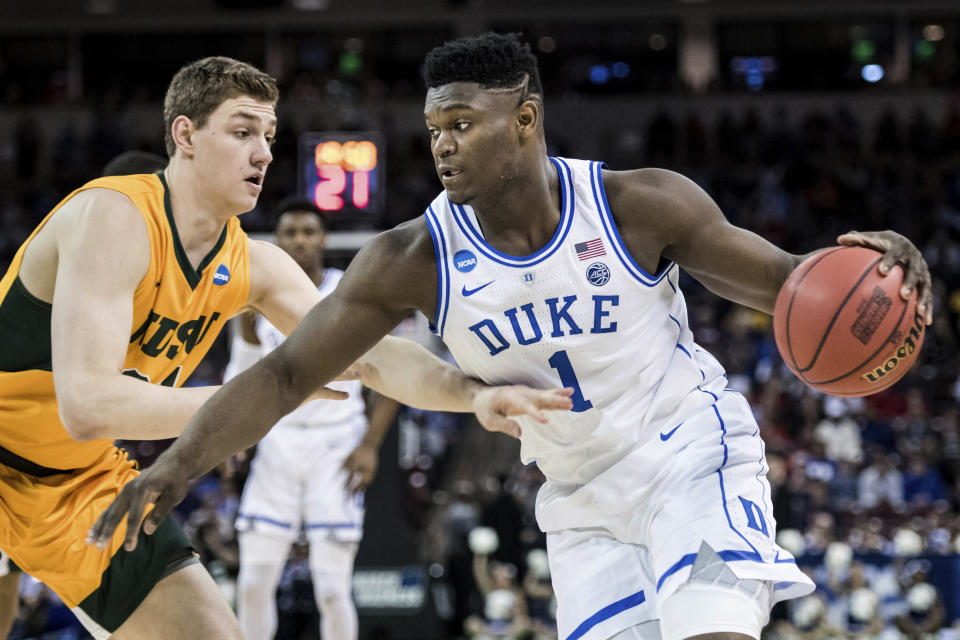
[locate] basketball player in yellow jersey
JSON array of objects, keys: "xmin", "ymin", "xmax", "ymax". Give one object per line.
[{"xmin": 0, "ymin": 56, "xmax": 573, "ymax": 640}]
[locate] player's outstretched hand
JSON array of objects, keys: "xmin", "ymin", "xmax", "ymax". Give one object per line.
[
  {"xmin": 342, "ymin": 443, "xmax": 379, "ymax": 493},
  {"xmin": 305, "ymin": 361, "xmax": 366, "ymax": 402},
  {"xmin": 86, "ymin": 456, "xmax": 190, "ymax": 552},
  {"xmin": 837, "ymin": 230, "xmax": 933, "ymax": 325},
  {"xmin": 307, "ymin": 386, "xmax": 351, "ymax": 401},
  {"xmin": 472, "ymin": 386, "xmax": 574, "ymax": 439}
]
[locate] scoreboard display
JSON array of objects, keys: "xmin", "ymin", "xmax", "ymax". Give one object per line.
[{"xmin": 298, "ymin": 132, "xmax": 384, "ymax": 216}]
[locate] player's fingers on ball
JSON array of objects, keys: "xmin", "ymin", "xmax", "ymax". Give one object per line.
[
  {"xmin": 836, "ymin": 231, "xmax": 861, "ymax": 245},
  {"xmin": 901, "ymin": 269, "xmax": 920, "ymax": 299},
  {"xmin": 922, "ymin": 290, "xmax": 935, "ymax": 324}
]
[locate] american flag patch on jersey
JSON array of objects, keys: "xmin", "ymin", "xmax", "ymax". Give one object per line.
[{"xmin": 574, "ymin": 238, "xmax": 606, "ymax": 261}]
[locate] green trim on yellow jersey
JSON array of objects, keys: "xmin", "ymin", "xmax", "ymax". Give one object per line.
[
  {"xmin": 157, "ymin": 172, "xmax": 228, "ymax": 290},
  {"xmin": 0, "ymin": 276, "xmax": 52, "ymax": 372}
]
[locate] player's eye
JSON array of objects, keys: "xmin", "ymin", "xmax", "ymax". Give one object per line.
[
  {"xmin": 455, "ymin": 121, "xmax": 470, "ymax": 131},
  {"xmin": 235, "ymin": 130, "xmax": 250, "ymax": 138}
]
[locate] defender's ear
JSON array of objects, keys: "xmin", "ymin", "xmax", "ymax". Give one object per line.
[{"xmin": 170, "ymin": 116, "xmax": 197, "ymax": 158}]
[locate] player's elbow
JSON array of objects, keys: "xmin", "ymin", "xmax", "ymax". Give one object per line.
[
  {"xmin": 57, "ymin": 390, "xmax": 108, "ymax": 441},
  {"xmin": 264, "ymin": 348, "xmax": 310, "ymax": 408}
]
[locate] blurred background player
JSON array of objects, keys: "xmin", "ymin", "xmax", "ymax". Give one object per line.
[{"xmin": 224, "ymin": 196, "xmax": 399, "ymax": 640}]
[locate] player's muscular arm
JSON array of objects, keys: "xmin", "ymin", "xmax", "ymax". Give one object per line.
[
  {"xmin": 248, "ymin": 230, "xmax": 532, "ymax": 414},
  {"xmin": 134, "ymin": 224, "xmax": 432, "ymax": 483},
  {"xmin": 89, "ymin": 223, "xmax": 573, "ymax": 549},
  {"xmin": 48, "ymin": 189, "xmax": 219, "ymax": 441},
  {"xmin": 603, "ymin": 168, "xmax": 801, "ymax": 314}
]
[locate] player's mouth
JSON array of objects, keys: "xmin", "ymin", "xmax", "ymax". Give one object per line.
[
  {"xmin": 439, "ymin": 166, "xmax": 462, "ymax": 182},
  {"xmin": 244, "ymin": 173, "xmax": 264, "ymax": 192}
]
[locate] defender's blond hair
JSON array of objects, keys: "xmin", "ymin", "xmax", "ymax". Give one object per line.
[{"xmin": 163, "ymin": 56, "xmax": 278, "ymax": 157}]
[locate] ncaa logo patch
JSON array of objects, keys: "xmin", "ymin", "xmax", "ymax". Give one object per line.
[
  {"xmin": 453, "ymin": 250, "xmax": 478, "ymax": 273},
  {"xmin": 586, "ymin": 262, "xmax": 610, "ymax": 287},
  {"xmin": 213, "ymin": 264, "xmax": 231, "ymax": 286}
]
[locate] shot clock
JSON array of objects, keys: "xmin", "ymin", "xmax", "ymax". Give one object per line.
[{"xmin": 299, "ymin": 132, "xmax": 385, "ymax": 216}]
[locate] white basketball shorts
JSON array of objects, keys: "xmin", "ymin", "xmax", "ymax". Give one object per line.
[
  {"xmin": 537, "ymin": 391, "xmax": 815, "ymax": 640},
  {"xmin": 236, "ymin": 417, "xmax": 367, "ymax": 543}
]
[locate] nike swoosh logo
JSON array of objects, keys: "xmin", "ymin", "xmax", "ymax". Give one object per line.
[
  {"xmin": 660, "ymin": 422, "xmax": 684, "ymax": 441},
  {"xmin": 461, "ymin": 281, "xmax": 495, "ymax": 297}
]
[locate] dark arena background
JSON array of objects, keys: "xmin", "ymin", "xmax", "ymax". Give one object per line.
[{"xmin": 1, "ymin": 1, "xmax": 959, "ymax": 638}]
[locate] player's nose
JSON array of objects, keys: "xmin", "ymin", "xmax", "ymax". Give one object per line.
[
  {"xmin": 434, "ymin": 130, "xmax": 456, "ymax": 158},
  {"xmin": 253, "ymin": 138, "xmax": 273, "ymax": 166}
]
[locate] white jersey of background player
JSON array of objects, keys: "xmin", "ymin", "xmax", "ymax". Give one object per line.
[{"xmin": 224, "ymin": 199, "xmax": 397, "ymax": 640}]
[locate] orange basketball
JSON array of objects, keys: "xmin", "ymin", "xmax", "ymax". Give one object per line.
[{"xmin": 773, "ymin": 246, "xmax": 925, "ymax": 397}]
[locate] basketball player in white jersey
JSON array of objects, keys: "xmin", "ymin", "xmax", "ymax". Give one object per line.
[
  {"xmin": 92, "ymin": 33, "xmax": 934, "ymax": 640},
  {"xmin": 224, "ymin": 197, "xmax": 397, "ymax": 640}
]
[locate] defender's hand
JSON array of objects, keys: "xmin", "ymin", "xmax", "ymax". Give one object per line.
[
  {"xmin": 838, "ymin": 230, "xmax": 933, "ymax": 325},
  {"xmin": 341, "ymin": 443, "xmax": 379, "ymax": 493},
  {"xmin": 86, "ymin": 457, "xmax": 191, "ymax": 552},
  {"xmin": 472, "ymin": 386, "xmax": 574, "ymax": 439},
  {"xmin": 305, "ymin": 362, "xmax": 365, "ymax": 402}
]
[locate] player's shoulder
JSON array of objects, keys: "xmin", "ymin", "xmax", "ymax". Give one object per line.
[
  {"xmin": 245, "ymin": 237, "xmax": 293, "ymax": 276},
  {"xmin": 358, "ymin": 217, "xmax": 434, "ymax": 266},
  {"xmin": 53, "ymin": 186, "xmax": 146, "ymax": 238},
  {"xmin": 341, "ymin": 217, "xmax": 436, "ymax": 312},
  {"xmin": 601, "ymin": 167, "xmax": 718, "ymax": 228},
  {"xmin": 601, "ymin": 167, "xmax": 699, "ymax": 205},
  {"xmin": 85, "ymin": 173, "xmax": 163, "ymax": 198}
]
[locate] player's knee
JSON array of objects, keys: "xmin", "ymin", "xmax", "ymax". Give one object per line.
[
  {"xmin": 311, "ymin": 571, "xmax": 352, "ymax": 606},
  {"xmin": 237, "ymin": 563, "xmax": 281, "ymax": 596}
]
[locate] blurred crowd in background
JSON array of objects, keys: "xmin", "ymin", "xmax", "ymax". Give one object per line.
[{"xmin": 2, "ymin": 13, "xmax": 960, "ymax": 638}]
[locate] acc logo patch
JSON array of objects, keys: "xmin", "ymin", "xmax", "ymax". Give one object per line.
[
  {"xmin": 586, "ymin": 262, "xmax": 610, "ymax": 287},
  {"xmin": 453, "ymin": 250, "xmax": 478, "ymax": 273},
  {"xmin": 213, "ymin": 264, "xmax": 231, "ymax": 286}
]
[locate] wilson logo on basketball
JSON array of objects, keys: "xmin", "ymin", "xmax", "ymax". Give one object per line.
[
  {"xmin": 851, "ymin": 286, "xmax": 892, "ymax": 345},
  {"xmin": 862, "ymin": 312, "xmax": 925, "ymax": 383}
]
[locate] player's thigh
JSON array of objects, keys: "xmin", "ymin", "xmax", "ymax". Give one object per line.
[
  {"xmin": 238, "ymin": 529, "xmax": 294, "ymax": 568},
  {"xmin": 660, "ymin": 583, "xmax": 766, "ymax": 640},
  {"xmin": 110, "ymin": 563, "xmax": 241, "ymax": 640},
  {"xmin": 546, "ymin": 528, "xmax": 657, "ymax": 640}
]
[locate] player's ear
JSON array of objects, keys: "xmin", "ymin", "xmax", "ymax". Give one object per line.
[
  {"xmin": 517, "ymin": 99, "xmax": 540, "ymax": 140},
  {"xmin": 170, "ymin": 115, "xmax": 197, "ymax": 157}
]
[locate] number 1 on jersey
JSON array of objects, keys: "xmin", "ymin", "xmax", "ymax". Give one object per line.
[{"xmin": 548, "ymin": 350, "xmax": 592, "ymax": 412}]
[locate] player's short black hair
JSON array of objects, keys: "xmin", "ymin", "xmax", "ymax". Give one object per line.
[
  {"xmin": 423, "ymin": 32, "xmax": 543, "ymax": 103},
  {"xmin": 272, "ymin": 196, "xmax": 329, "ymax": 227}
]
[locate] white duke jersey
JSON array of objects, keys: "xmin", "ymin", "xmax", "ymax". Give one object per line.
[
  {"xmin": 425, "ymin": 158, "xmax": 728, "ymax": 485},
  {"xmin": 256, "ymin": 268, "xmax": 366, "ymax": 428}
]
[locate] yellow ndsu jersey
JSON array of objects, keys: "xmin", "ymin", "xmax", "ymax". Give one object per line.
[{"xmin": 0, "ymin": 173, "xmax": 250, "ymax": 471}]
